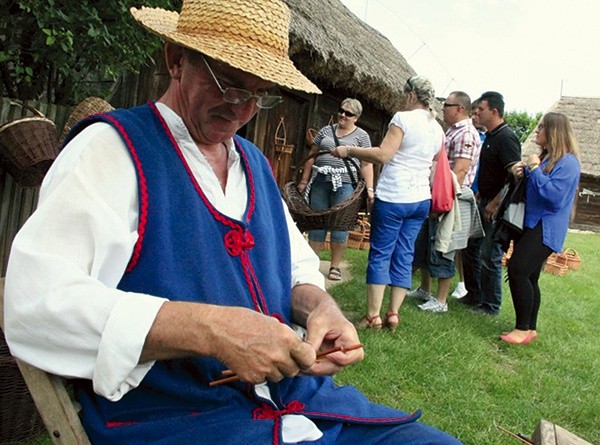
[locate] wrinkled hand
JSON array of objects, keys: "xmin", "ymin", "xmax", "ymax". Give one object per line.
[
  {"xmin": 301, "ymin": 300, "xmax": 364, "ymax": 376},
  {"xmin": 208, "ymin": 307, "xmax": 316, "ymax": 385}
]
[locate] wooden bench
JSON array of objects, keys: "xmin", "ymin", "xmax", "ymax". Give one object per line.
[
  {"xmin": 0, "ymin": 278, "xmax": 91, "ymax": 444},
  {"xmin": 532, "ymin": 419, "xmax": 593, "ymax": 445}
]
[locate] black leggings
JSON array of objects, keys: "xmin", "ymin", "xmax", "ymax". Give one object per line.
[{"xmin": 507, "ymin": 223, "xmax": 553, "ymax": 331}]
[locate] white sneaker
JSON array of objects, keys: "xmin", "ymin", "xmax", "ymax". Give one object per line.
[
  {"xmin": 451, "ymin": 282, "xmax": 467, "ymax": 299},
  {"xmin": 418, "ymin": 298, "xmax": 448, "ymax": 313},
  {"xmin": 407, "ymin": 287, "xmax": 433, "ymax": 301}
]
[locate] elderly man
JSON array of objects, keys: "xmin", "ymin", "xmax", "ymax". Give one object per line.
[
  {"xmin": 4, "ymin": 0, "xmax": 461, "ymax": 444},
  {"xmin": 409, "ymin": 91, "xmax": 482, "ymax": 312}
]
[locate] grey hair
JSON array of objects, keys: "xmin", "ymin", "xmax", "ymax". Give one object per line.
[
  {"xmin": 404, "ymin": 75, "xmax": 437, "ymax": 117},
  {"xmin": 341, "ymin": 98, "xmax": 363, "ymax": 116}
]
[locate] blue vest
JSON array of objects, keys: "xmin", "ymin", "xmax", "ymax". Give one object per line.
[{"xmin": 68, "ymin": 103, "xmax": 420, "ymax": 444}]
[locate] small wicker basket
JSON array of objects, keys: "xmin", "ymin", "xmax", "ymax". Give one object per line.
[
  {"xmin": 0, "ymin": 103, "xmax": 60, "ymax": 187},
  {"xmin": 543, "ymin": 253, "xmax": 569, "ymax": 276},
  {"xmin": 59, "ymin": 96, "xmax": 114, "ymax": 142},
  {"xmin": 562, "ymin": 247, "xmax": 581, "ymax": 270},
  {"xmin": 282, "ymin": 180, "xmax": 366, "ymax": 232}
]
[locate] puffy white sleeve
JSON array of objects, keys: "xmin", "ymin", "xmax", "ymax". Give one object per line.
[{"xmin": 4, "ymin": 122, "xmax": 167, "ymax": 401}]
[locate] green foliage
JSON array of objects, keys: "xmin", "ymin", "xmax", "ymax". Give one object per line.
[
  {"xmin": 0, "ymin": 0, "xmax": 181, "ymax": 105},
  {"xmin": 504, "ymin": 110, "xmax": 543, "ymax": 143}
]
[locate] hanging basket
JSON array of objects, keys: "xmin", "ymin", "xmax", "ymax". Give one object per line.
[
  {"xmin": 0, "ymin": 102, "xmax": 60, "ymax": 187},
  {"xmin": 59, "ymin": 96, "xmax": 114, "ymax": 142},
  {"xmin": 282, "ymin": 180, "xmax": 366, "ymax": 232}
]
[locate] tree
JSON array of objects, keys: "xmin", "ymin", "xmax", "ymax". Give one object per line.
[
  {"xmin": 504, "ymin": 110, "xmax": 543, "ymax": 143},
  {"xmin": 0, "ymin": 0, "xmax": 181, "ymax": 105}
]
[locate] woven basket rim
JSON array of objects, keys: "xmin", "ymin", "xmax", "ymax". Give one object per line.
[{"xmin": 0, "ymin": 116, "xmax": 55, "ymax": 132}]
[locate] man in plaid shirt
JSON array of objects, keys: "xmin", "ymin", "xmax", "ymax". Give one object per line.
[{"xmin": 410, "ymin": 91, "xmax": 482, "ymax": 313}]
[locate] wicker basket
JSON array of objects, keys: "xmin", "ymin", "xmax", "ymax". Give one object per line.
[
  {"xmin": 282, "ymin": 180, "xmax": 366, "ymax": 232},
  {"xmin": 0, "ymin": 331, "xmax": 46, "ymax": 443},
  {"xmin": 59, "ymin": 96, "xmax": 114, "ymax": 142},
  {"xmin": 562, "ymin": 247, "xmax": 581, "ymax": 270},
  {"xmin": 0, "ymin": 106, "xmax": 60, "ymax": 187},
  {"xmin": 347, "ymin": 218, "xmax": 371, "ymax": 250},
  {"xmin": 543, "ymin": 253, "xmax": 569, "ymax": 276}
]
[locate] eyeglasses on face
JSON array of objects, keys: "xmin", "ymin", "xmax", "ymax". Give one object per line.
[
  {"xmin": 202, "ymin": 56, "xmax": 283, "ymax": 109},
  {"xmin": 338, "ymin": 108, "xmax": 356, "ymax": 117},
  {"xmin": 443, "ymin": 103, "xmax": 461, "ymax": 108}
]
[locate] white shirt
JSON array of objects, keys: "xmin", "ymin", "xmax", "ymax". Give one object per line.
[
  {"xmin": 375, "ymin": 109, "xmax": 444, "ymax": 203},
  {"xmin": 4, "ymin": 102, "xmax": 325, "ymax": 398}
]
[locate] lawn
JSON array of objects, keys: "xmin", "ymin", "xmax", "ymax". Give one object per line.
[{"xmin": 327, "ymin": 230, "xmax": 599, "ymax": 444}]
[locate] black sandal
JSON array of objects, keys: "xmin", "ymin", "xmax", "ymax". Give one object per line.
[{"xmin": 328, "ymin": 267, "xmax": 342, "ymax": 281}]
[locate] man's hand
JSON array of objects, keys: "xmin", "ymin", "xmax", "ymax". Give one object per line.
[{"xmin": 207, "ymin": 306, "xmax": 316, "ymax": 385}]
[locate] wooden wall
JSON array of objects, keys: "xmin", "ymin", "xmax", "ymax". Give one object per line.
[{"xmin": 572, "ymin": 174, "xmax": 600, "ymax": 231}]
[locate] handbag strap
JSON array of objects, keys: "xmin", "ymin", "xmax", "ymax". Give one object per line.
[{"xmin": 330, "ymin": 124, "xmax": 360, "ymax": 186}]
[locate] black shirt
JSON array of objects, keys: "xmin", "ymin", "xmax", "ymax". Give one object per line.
[{"xmin": 478, "ymin": 122, "xmax": 521, "ymax": 200}]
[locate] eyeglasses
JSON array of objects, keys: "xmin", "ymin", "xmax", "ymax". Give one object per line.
[
  {"xmin": 338, "ymin": 108, "xmax": 357, "ymax": 117},
  {"xmin": 202, "ymin": 56, "xmax": 283, "ymax": 109},
  {"xmin": 443, "ymin": 103, "xmax": 461, "ymax": 108},
  {"xmin": 406, "ymin": 77, "xmax": 414, "ymax": 92}
]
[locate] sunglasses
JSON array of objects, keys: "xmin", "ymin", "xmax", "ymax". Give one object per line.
[
  {"xmin": 443, "ymin": 103, "xmax": 461, "ymax": 108},
  {"xmin": 338, "ymin": 108, "xmax": 356, "ymax": 117},
  {"xmin": 202, "ymin": 56, "xmax": 283, "ymax": 109}
]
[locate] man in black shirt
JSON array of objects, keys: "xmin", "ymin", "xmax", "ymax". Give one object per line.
[{"xmin": 462, "ymin": 91, "xmax": 521, "ymax": 315}]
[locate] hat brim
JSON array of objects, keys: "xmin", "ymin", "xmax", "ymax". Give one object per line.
[{"xmin": 131, "ymin": 6, "xmax": 321, "ymax": 94}]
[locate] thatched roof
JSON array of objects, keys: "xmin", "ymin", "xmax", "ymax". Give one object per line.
[
  {"xmin": 283, "ymin": 0, "xmax": 416, "ymax": 114},
  {"xmin": 522, "ymin": 96, "xmax": 600, "ymax": 177}
]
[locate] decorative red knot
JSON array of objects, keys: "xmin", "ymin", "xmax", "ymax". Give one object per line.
[
  {"xmin": 253, "ymin": 401, "xmax": 305, "ymax": 420},
  {"xmin": 224, "ymin": 229, "xmax": 255, "ymax": 256}
]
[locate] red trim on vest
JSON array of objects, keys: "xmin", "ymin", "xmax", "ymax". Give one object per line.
[
  {"xmin": 253, "ymin": 401, "xmax": 305, "ymax": 445},
  {"xmin": 98, "ymin": 113, "xmax": 149, "ymax": 273}
]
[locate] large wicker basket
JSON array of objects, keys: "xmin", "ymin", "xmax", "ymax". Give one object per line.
[
  {"xmin": 0, "ymin": 104, "xmax": 60, "ymax": 187},
  {"xmin": 282, "ymin": 180, "xmax": 366, "ymax": 232}
]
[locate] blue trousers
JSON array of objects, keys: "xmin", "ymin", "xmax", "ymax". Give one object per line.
[
  {"xmin": 297, "ymin": 419, "xmax": 462, "ymax": 444},
  {"xmin": 308, "ymin": 178, "xmax": 354, "ymax": 243},
  {"xmin": 367, "ymin": 198, "xmax": 430, "ymax": 289}
]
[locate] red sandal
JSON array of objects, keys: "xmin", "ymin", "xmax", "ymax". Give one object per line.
[
  {"xmin": 356, "ymin": 314, "xmax": 382, "ymax": 330},
  {"xmin": 384, "ymin": 311, "xmax": 399, "ymax": 332}
]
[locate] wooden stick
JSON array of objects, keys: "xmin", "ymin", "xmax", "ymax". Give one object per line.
[{"xmin": 209, "ymin": 343, "xmax": 364, "ymax": 387}]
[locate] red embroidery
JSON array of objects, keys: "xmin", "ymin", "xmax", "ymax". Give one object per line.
[
  {"xmin": 224, "ymin": 229, "xmax": 255, "ymax": 257},
  {"xmin": 253, "ymin": 400, "xmax": 305, "ymax": 420}
]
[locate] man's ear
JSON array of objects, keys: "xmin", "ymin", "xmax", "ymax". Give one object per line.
[{"xmin": 164, "ymin": 42, "xmax": 184, "ymax": 79}]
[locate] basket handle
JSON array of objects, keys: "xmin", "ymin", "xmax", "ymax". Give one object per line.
[
  {"xmin": 274, "ymin": 117, "xmax": 287, "ymax": 146},
  {"xmin": 563, "ymin": 247, "xmax": 578, "ymax": 257},
  {"xmin": 9, "ymin": 100, "xmax": 45, "ymax": 118}
]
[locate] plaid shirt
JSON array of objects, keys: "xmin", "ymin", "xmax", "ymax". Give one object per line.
[{"xmin": 445, "ymin": 118, "xmax": 481, "ymax": 187}]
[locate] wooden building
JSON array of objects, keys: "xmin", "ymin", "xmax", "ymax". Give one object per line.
[{"xmin": 522, "ymin": 96, "xmax": 600, "ymax": 231}]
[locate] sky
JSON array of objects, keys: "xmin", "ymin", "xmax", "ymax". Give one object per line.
[{"xmin": 340, "ymin": 0, "xmax": 600, "ymax": 114}]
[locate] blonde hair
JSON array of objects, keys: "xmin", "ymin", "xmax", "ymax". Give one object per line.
[
  {"xmin": 404, "ymin": 75, "xmax": 436, "ymax": 118},
  {"xmin": 539, "ymin": 112, "xmax": 580, "ymax": 173},
  {"xmin": 341, "ymin": 98, "xmax": 363, "ymax": 116}
]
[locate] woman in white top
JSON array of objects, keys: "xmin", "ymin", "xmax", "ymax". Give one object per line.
[{"xmin": 333, "ymin": 76, "xmax": 444, "ymax": 331}]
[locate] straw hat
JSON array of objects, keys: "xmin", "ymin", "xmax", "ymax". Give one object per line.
[{"xmin": 130, "ymin": 0, "xmax": 321, "ymax": 95}]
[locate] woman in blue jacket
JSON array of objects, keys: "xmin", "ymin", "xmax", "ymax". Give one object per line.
[{"xmin": 501, "ymin": 112, "xmax": 581, "ymax": 344}]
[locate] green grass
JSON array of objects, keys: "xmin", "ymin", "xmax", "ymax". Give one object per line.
[{"xmin": 326, "ymin": 230, "xmax": 600, "ymax": 444}]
